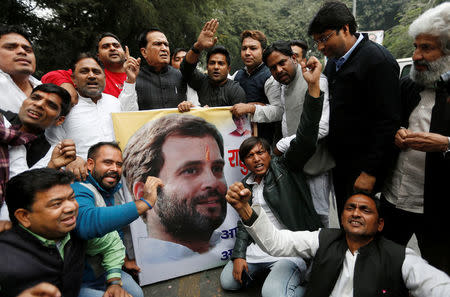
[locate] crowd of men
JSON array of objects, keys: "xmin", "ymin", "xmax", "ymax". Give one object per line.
[{"xmin": 0, "ymin": 1, "xmax": 449, "ymax": 296}]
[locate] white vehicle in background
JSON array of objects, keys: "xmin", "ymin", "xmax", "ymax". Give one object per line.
[{"xmin": 397, "ymin": 57, "xmax": 413, "ymax": 78}]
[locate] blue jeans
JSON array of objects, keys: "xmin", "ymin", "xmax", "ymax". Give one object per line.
[
  {"xmin": 220, "ymin": 259, "xmax": 306, "ymax": 297},
  {"xmin": 78, "ymin": 271, "xmax": 143, "ymax": 297}
]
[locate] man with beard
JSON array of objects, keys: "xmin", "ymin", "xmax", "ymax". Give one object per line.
[
  {"xmin": 123, "ymin": 114, "xmax": 227, "ymax": 256},
  {"xmin": 381, "ymin": 2, "xmax": 450, "ymax": 274},
  {"xmin": 177, "ymin": 19, "xmax": 245, "ymax": 112},
  {"xmin": 71, "ymin": 142, "xmax": 164, "ymax": 297}
]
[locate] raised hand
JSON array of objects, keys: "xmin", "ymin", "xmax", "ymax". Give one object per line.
[
  {"xmin": 300, "ymin": 56, "xmax": 322, "ymax": 98},
  {"xmin": 124, "ymin": 46, "xmax": 141, "ymax": 84},
  {"xmin": 48, "ymin": 139, "xmax": 77, "ymax": 169},
  {"xmin": 194, "ymin": 19, "xmax": 219, "ymax": 51}
]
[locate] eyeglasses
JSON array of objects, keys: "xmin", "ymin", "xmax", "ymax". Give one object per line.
[{"xmin": 313, "ymin": 31, "xmax": 335, "ymax": 46}]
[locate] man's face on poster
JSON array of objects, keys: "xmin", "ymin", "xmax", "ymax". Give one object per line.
[{"xmin": 154, "ymin": 134, "xmax": 227, "ymax": 239}]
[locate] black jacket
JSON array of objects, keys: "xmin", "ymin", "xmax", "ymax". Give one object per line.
[
  {"xmin": 232, "ymin": 92, "xmax": 324, "ymax": 260},
  {"xmin": 305, "ymin": 229, "xmax": 408, "ymax": 297},
  {"xmin": 136, "ymin": 64, "xmax": 187, "ymax": 110},
  {"xmin": 325, "ymin": 34, "xmax": 400, "ymax": 182},
  {"xmin": 0, "ymin": 226, "xmax": 86, "ymax": 297}
]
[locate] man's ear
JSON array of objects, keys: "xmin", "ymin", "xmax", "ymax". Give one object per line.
[
  {"xmin": 377, "ymin": 218, "xmax": 385, "ymax": 232},
  {"xmin": 14, "ymin": 208, "xmax": 31, "ymax": 228},
  {"xmin": 133, "ymin": 181, "xmax": 145, "ymax": 201},
  {"xmin": 54, "ymin": 116, "xmax": 65, "ymax": 127},
  {"xmin": 291, "ymin": 55, "xmax": 298, "ymax": 65},
  {"xmin": 342, "ymin": 24, "xmax": 350, "ymax": 35},
  {"xmin": 86, "ymin": 158, "xmax": 95, "ymax": 172},
  {"xmin": 140, "ymin": 48, "xmax": 147, "ymax": 60}
]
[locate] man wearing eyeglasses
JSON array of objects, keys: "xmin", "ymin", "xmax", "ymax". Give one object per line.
[
  {"xmin": 220, "ymin": 56, "xmax": 324, "ymax": 297},
  {"xmin": 308, "ymin": 1, "xmax": 400, "ymax": 214}
]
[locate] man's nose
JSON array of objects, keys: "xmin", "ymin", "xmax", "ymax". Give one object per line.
[
  {"xmin": 275, "ymin": 65, "xmax": 284, "ymax": 74},
  {"xmin": 87, "ymin": 71, "xmax": 97, "ymax": 79},
  {"xmin": 317, "ymin": 43, "xmax": 325, "ymax": 52},
  {"xmin": 16, "ymin": 46, "xmax": 27, "ymax": 56},
  {"xmin": 201, "ymin": 169, "xmax": 221, "ymax": 190},
  {"xmin": 109, "ymin": 163, "xmax": 119, "ymax": 172},
  {"xmin": 412, "ymin": 49, "xmax": 423, "ymax": 62},
  {"xmin": 63, "ymin": 200, "xmax": 78, "ymax": 213}
]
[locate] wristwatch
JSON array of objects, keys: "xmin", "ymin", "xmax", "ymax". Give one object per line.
[
  {"xmin": 191, "ymin": 45, "xmax": 201, "ymax": 54},
  {"xmin": 107, "ymin": 280, "xmax": 123, "ymax": 287}
]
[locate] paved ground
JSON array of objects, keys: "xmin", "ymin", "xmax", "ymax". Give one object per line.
[{"xmin": 142, "ymin": 266, "xmax": 261, "ymax": 297}]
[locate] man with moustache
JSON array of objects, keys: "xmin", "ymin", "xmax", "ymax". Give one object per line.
[
  {"xmin": 177, "ymin": 19, "xmax": 245, "ymax": 111},
  {"xmin": 249, "ymin": 41, "xmax": 333, "ymax": 226},
  {"xmin": 45, "ymin": 53, "xmax": 139, "ymax": 162},
  {"xmin": 226, "ymin": 189, "xmax": 450, "ymax": 297},
  {"xmin": 42, "ymin": 32, "xmax": 132, "ymax": 104},
  {"xmin": 136, "ymin": 28, "xmax": 187, "ymax": 110},
  {"xmin": 123, "ymin": 114, "xmax": 227, "ymax": 257},
  {"xmin": 381, "ymin": 2, "xmax": 450, "ymax": 274},
  {"xmin": 71, "ymin": 142, "xmax": 164, "ymax": 297},
  {"xmin": 0, "ymin": 25, "xmax": 40, "ymax": 113}
]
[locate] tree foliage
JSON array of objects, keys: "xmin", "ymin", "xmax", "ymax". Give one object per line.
[{"xmin": 0, "ymin": 0, "xmax": 446, "ymax": 76}]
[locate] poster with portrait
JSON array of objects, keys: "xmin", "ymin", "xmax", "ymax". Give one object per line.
[
  {"xmin": 111, "ymin": 107, "xmax": 252, "ymax": 285},
  {"xmin": 360, "ymin": 30, "xmax": 384, "ymax": 45}
]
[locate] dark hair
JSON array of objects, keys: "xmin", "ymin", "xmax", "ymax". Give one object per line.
[
  {"xmin": 308, "ymin": 1, "xmax": 357, "ymax": 36},
  {"xmin": 123, "ymin": 114, "xmax": 224, "ymax": 194},
  {"xmin": 31, "ymin": 84, "xmax": 71, "ymax": 117},
  {"xmin": 87, "ymin": 141, "xmax": 122, "ymax": 160},
  {"xmin": 290, "ymin": 40, "xmax": 308, "ymax": 58},
  {"xmin": 238, "ymin": 137, "xmax": 271, "ymax": 164},
  {"xmin": 240, "ymin": 30, "xmax": 267, "ymax": 49},
  {"xmin": 262, "ymin": 41, "xmax": 293, "ymax": 65},
  {"xmin": 206, "ymin": 45, "xmax": 231, "ymax": 66},
  {"xmin": 0, "ymin": 25, "xmax": 32, "ymax": 45},
  {"xmin": 6, "ymin": 168, "xmax": 74, "ymax": 225},
  {"xmin": 171, "ymin": 48, "xmax": 187, "ymax": 65},
  {"xmin": 71, "ymin": 52, "xmax": 102, "ymax": 72},
  {"xmin": 138, "ymin": 28, "xmax": 164, "ymax": 49},
  {"xmin": 346, "ymin": 190, "xmax": 382, "ymax": 217},
  {"xmin": 95, "ymin": 32, "xmax": 122, "ymax": 53}
]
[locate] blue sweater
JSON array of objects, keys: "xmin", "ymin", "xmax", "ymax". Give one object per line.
[{"xmin": 72, "ymin": 174, "xmax": 139, "ymax": 240}]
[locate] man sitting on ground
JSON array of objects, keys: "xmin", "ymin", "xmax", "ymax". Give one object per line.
[
  {"xmin": 220, "ymin": 55, "xmax": 324, "ymax": 297},
  {"xmin": 227, "ymin": 189, "xmax": 450, "ymax": 296}
]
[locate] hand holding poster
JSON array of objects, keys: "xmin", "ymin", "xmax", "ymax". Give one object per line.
[{"xmin": 112, "ymin": 107, "xmax": 251, "ymax": 285}]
